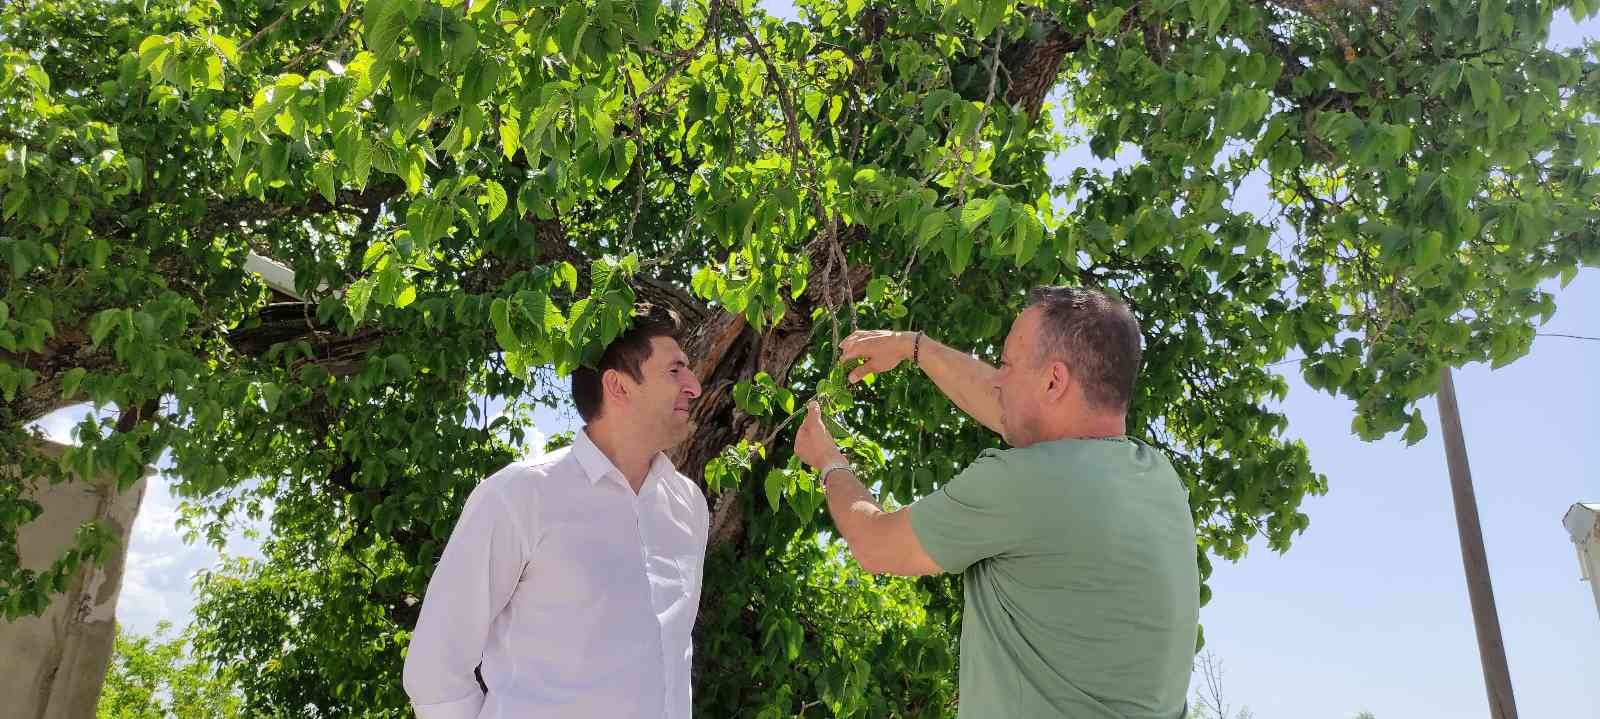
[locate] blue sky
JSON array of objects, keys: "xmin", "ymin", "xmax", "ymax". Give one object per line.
[
  {"xmin": 1203, "ymin": 269, "xmax": 1600, "ymax": 717},
  {"xmin": 28, "ymin": 5, "xmax": 1597, "ymax": 718},
  {"xmin": 1188, "ymin": 14, "xmax": 1600, "ymax": 718},
  {"xmin": 1197, "ymin": 273, "xmax": 1599, "ymax": 719}
]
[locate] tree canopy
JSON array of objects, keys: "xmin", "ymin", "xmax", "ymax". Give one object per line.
[
  {"xmin": 98, "ymin": 621, "xmax": 244, "ymax": 719},
  {"xmin": 4, "ymin": 0, "xmax": 1597, "ymax": 715}
]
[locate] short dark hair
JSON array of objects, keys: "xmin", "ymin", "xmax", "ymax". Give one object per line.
[
  {"xmin": 1024, "ymin": 286, "xmax": 1142, "ymax": 413},
  {"xmin": 571, "ymin": 303, "xmax": 684, "ymax": 423}
]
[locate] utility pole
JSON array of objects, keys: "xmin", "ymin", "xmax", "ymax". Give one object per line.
[{"xmin": 1435, "ymin": 366, "xmax": 1519, "ymax": 719}]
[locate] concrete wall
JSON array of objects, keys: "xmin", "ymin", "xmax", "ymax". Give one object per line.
[{"xmin": 0, "ymin": 440, "xmax": 148, "ymax": 719}]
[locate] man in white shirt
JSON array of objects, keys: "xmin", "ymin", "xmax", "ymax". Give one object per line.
[{"xmin": 403, "ymin": 304, "xmax": 710, "ymax": 719}]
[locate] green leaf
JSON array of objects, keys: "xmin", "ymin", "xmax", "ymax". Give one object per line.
[
  {"xmin": 866, "ymin": 277, "xmax": 889, "ymax": 304},
  {"xmin": 974, "ymin": 0, "xmax": 1007, "ymax": 36},
  {"xmin": 555, "ymin": 261, "xmax": 579, "ymax": 293},
  {"xmin": 1402, "ymin": 408, "xmax": 1427, "ymax": 446},
  {"xmin": 261, "ymin": 382, "xmax": 282, "ymax": 413},
  {"xmin": 1415, "ymin": 230, "xmax": 1443, "ymax": 269},
  {"xmin": 499, "ymin": 113, "xmax": 522, "ymax": 160},
  {"xmin": 3, "ymin": 188, "xmax": 29, "ymax": 223},
  {"xmin": 986, "ymin": 194, "xmax": 1013, "ymax": 237},
  {"xmin": 1012, "ymin": 214, "xmax": 1038, "ymax": 268},
  {"xmin": 1477, "ymin": 0, "xmax": 1505, "ymax": 47},
  {"xmin": 637, "ymin": 0, "xmax": 662, "ymax": 41},
  {"xmin": 386, "ymin": 353, "xmax": 413, "ymax": 380},
  {"xmin": 480, "ymin": 180, "xmax": 508, "ymax": 221},
  {"xmin": 362, "ymin": 243, "xmax": 391, "ymax": 273},
  {"xmin": 209, "ymin": 33, "xmax": 240, "ymax": 66},
  {"xmin": 346, "ymin": 278, "xmax": 375, "ymax": 322},
  {"xmin": 764, "ymin": 469, "xmax": 784, "ymax": 512},
  {"xmin": 592, "ymin": 110, "xmax": 614, "ymax": 150},
  {"xmin": 137, "ymin": 35, "xmax": 169, "ymax": 73},
  {"xmin": 24, "ymin": 64, "xmax": 50, "ymax": 93},
  {"xmin": 804, "ymin": 91, "xmax": 825, "ymax": 120},
  {"xmin": 922, "ymin": 89, "xmax": 958, "ymax": 124},
  {"xmin": 61, "ymin": 368, "xmax": 87, "ymax": 400},
  {"xmin": 313, "ymin": 160, "xmax": 338, "ymax": 203},
  {"xmin": 491, "ymin": 297, "xmax": 518, "ymax": 350},
  {"xmin": 556, "ymin": 2, "xmax": 589, "ymax": 63},
  {"xmin": 364, "ymin": 0, "xmax": 410, "ymax": 61},
  {"xmin": 949, "ymin": 232, "xmax": 973, "ymax": 275},
  {"xmin": 1465, "ymin": 64, "xmax": 1497, "ymax": 111},
  {"xmin": 347, "ymin": 51, "xmax": 385, "ymax": 103},
  {"xmin": 1179, "ymin": 232, "xmax": 1208, "ymax": 270},
  {"xmin": 916, "ymin": 209, "xmax": 948, "ymax": 246},
  {"xmin": 89, "ymin": 310, "xmax": 120, "ymax": 347},
  {"xmin": 959, "ymin": 197, "xmax": 995, "ymax": 231}
]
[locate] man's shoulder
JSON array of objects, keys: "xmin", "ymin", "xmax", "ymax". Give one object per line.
[
  {"xmin": 480, "ymin": 448, "xmax": 580, "ymax": 494},
  {"xmin": 669, "ymin": 468, "xmax": 704, "ymax": 498},
  {"xmin": 668, "ymin": 469, "xmax": 708, "ymax": 512},
  {"xmin": 956, "ymin": 445, "xmax": 1023, "ymax": 481},
  {"xmin": 963, "ymin": 439, "xmax": 1179, "ymax": 495}
]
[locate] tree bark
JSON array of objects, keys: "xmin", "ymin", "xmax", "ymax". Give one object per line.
[{"xmin": 671, "ymin": 234, "xmax": 873, "ymax": 551}]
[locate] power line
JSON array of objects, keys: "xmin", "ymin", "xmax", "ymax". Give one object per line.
[
  {"xmin": 1537, "ymin": 332, "xmax": 1600, "ymax": 342},
  {"xmin": 1262, "ymin": 332, "xmax": 1597, "ymax": 369}
]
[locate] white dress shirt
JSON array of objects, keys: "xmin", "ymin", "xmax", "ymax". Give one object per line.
[{"xmin": 403, "ymin": 430, "xmax": 709, "ymax": 719}]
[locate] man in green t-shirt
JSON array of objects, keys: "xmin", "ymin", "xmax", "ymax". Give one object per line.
[{"xmin": 793, "ymin": 286, "xmax": 1198, "ymax": 719}]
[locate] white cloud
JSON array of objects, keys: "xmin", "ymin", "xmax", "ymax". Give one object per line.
[
  {"xmin": 519, "ymin": 427, "xmax": 550, "ymax": 460},
  {"xmin": 116, "ymin": 471, "xmax": 265, "ymax": 636},
  {"xmin": 27, "ymin": 404, "xmax": 93, "ymax": 444}
]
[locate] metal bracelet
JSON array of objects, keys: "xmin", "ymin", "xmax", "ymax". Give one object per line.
[{"xmin": 819, "ymin": 462, "xmax": 856, "ymax": 491}]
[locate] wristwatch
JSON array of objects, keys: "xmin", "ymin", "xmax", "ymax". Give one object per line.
[{"xmin": 819, "ymin": 461, "xmax": 856, "ymax": 491}]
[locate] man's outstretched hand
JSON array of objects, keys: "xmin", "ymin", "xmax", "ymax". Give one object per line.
[
  {"xmin": 838, "ymin": 330, "xmax": 915, "ymax": 384},
  {"xmin": 794, "ymin": 402, "xmax": 847, "ymax": 470}
]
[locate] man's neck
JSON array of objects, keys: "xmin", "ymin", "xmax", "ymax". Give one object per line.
[
  {"xmin": 1038, "ymin": 412, "xmax": 1126, "ymax": 443},
  {"xmin": 585, "ymin": 421, "xmax": 657, "ymax": 493}
]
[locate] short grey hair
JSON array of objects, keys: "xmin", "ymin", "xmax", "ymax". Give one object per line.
[{"xmin": 1024, "ymin": 286, "xmax": 1142, "ymax": 413}]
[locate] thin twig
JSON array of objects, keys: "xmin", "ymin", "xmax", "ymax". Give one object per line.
[
  {"xmin": 829, "ymin": 213, "xmax": 856, "ymax": 335},
  {"xmin": 954, "ymin": 29, "xmax": 1004, "ymax": 205},
  {"xmin": 621, "ymin": 160, "xmax": 647, "ymax": 249},
  {"xmin": 625, "ymin": 0, "xmax": 723, "ymax": 117},
  {"xmin": 733, "ymin": 4, "xmax": 823, "ymax": 227},
  {"xmin": 239, "ymin": 11, "xmax": 291, "ymax": 54},
  {"xmin": 731, "ymin": 4, "xmax": 859, "ymax": 342},
  {"xmin": 284, "ymin": 0, "xmax": 359, "ymax": 70}
]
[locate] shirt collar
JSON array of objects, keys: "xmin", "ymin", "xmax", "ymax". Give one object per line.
[{"xmin": 572, "ymin": 428, "xmax": 678, "ymax": 486}]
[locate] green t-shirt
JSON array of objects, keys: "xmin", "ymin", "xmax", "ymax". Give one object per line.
[{"xmin": 909, "ymin": 437, "xmax": 1198, "ymax": 719}]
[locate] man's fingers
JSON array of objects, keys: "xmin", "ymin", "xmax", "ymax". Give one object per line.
[
  {"xmin": 839, "ymin": 330, "xmax": 872, "ymax": 348},
  {"xmin": 838, "ymin": 334, "xmax": 872, "ymax": 362},
  {"xmin": 847, "ymin": 366, "xmax": 867, "ymax": 384}
]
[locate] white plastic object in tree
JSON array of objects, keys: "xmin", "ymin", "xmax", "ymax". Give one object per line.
[
  {"xmin": 244, "ymin": 252, "xmax": 329, "ymax": 301},
  {"xmin": 1563, "ymin": 503, "xmax": 1600, "ymax": 620}
]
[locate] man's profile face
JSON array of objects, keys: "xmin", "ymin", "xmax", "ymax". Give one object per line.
[
  {"xmin": 622, "ymin": 336, "xmax": 701, "ymax": 449},
  {"xmin": 993, "ymin": 308, "xmax": 1047, "ymax": 448}
]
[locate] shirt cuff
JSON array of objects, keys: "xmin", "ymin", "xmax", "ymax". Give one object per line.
[{"xmin": 412, "ymin": 692, "xmax": 485, "ymax": 719}]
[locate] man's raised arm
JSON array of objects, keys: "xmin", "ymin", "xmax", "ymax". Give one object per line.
[{"xmin": 839, "ymin": 330, "xmax": 1002, "ymax": 435}]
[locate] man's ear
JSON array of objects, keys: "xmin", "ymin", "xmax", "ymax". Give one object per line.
[
  {"xmin": 602, "ymin": 368, "xmax": 631, "ymax": 406},
  {"xmin": 1045, "ymin": 361, "xmax": 1071, "ymax": 401}
]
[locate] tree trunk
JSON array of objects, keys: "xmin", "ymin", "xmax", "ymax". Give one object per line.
[{"xmin": 671, "ymin": 237, "xmax": 872, "ymax": 551}]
